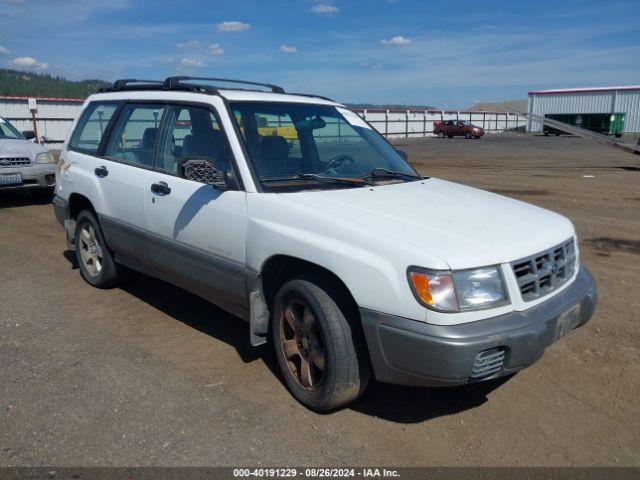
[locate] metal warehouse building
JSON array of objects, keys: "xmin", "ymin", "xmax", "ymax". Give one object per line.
[{"xmin": 527, "ymin": 86, "xmax": 640, "ymax": 134}]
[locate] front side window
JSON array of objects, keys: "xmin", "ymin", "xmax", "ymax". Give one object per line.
[
  {"xmin": 231, "ymin": 102, "xmax": 418, "ymax": 191},
  {"xmin": 156, "ymin": 105, "xmax": 231, "ymax": 175},
  {"xmin": 0, "ymin": 118, "xmax": 24, "ymax": 140},
  {"xmin": 104, "ymin": 104, "xmax": 165, "ymax": 166},
  {"xmin": 69, "ymin": 102, "xmax": 118, "ymax": 154}
]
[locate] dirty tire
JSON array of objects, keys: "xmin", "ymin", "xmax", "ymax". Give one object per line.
[
  {"xmin": 437, "ymin": 131, "xmax": 445, "ymax": 138},
  {"xmin": 272, "ymin": 275, "xmax": 370, "ymax": 411},
  {"xmin": 75, "ymin": 210, "xmax": 121, "ymax": 288}
]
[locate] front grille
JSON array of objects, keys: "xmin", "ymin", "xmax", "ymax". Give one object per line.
[
  {"xmin": 512, "ymin": 239, "xmax": 577, "ymax": 301},
  {"xmin": 0, "ymin": 157, "xmax": 31, "ymax": 168},
  {"xmin": 470, "ymin": 348, "xmax": 506, "ymax": 379}
]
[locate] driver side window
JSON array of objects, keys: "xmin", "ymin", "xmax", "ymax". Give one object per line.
[
  {"xmin": 156, "ymin": 105, "xmax": 231, "ymax": 176},
  {"xmin": 312, "ymin": 115, "xmax": 361, "ymax": 162}
]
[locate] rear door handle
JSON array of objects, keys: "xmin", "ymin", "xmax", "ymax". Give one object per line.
[
  {"xmin": 94, "ymin": 166, "xmax": 108, "ymax": 178},
  {"xmin": 151, "ymin": 181, "xmax": 171, "ymax": 196}
]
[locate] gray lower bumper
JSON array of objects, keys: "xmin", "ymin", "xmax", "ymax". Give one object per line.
[
  {"xmin": 0, "ymin": 164, "xmax": 56, "ymax": 190},
  {"xmin": 52, "ymin": 195, "xmax": 69, "ymax": 226},
  {"xmin": 361, "ymin": 266, "xmax": 597, "ymax": 387}
]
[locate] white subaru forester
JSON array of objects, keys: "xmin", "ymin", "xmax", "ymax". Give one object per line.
[{"xmin": 53, "ymin": 77, "xmax": 597, "ymax": 410}]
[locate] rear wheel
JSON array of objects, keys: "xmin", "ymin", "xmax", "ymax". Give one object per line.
[
  {"xmin": 75, "ymin": 210, "xmax": 121, "ymax": 288},
  {"xmin": 272, "ymin": 275, "xmax": 369, "ymax": 411}
]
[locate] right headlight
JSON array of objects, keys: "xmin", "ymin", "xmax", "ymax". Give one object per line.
[
  {"xmin": 408, "ymin": 265, "xmax": 509, "ymax": 313},
  {"xmin": 35, "ymin": 151, "xmax": 55, "ymax": 164}
]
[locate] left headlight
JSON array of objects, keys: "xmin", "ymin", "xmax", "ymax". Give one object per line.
[
  {"xmin": 35, "ymin": 152, "xmax": 55, "ymax": 164},
  {"xmin": 408, "ymin": 265, "xmax": 509, "ymax": 312}
]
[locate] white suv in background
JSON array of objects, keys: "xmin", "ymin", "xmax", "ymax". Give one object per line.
[
  {"xmin": 0, "ymin": 116, "xmax": 56, "ymax": 197},
  {"xmin": 53, "ymin": 77, "xmax": 597, "ymax": 410}
]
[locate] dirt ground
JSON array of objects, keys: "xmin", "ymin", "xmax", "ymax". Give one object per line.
[{"xmin": 1, "ymin": 135, "xmax": 639, "ymax": 467}]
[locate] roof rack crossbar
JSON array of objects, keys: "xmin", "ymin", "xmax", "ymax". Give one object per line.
[
  {"xmin": 99, "ymin": 79, "xmax": 164, "ymax": 93},
  {"xmin": 114, "ymin": 79, "xmax": 163, "ymax": 89},
  {"xmin": 164, "ymin": 76, "xmax": 285, "ymax": 94}
]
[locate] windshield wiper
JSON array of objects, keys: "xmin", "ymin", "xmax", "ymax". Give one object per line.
[
  {"xmin": 363, "ymin": 167, "xmax": 423, "ymax": 181},
  {"xmin": 260, "ymin": 173, "xmax": 369, "ymax": 186}
]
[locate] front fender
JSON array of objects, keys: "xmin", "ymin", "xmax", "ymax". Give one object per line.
[{"xmin": 246, "ymin": 193, "xmax": 441, "ymax": 322}]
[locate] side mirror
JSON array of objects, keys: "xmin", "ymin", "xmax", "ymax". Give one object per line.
[
  {"xmin": 181, "ymin": 158, "xmax": 239, "ymax": 190},
  {"xmin": 22, "ymin": 130, "xmax": 36, "ymax": 140},
  {"xmin": 396, "ymin": 149, "xmax": 408, "ymax": 161}
]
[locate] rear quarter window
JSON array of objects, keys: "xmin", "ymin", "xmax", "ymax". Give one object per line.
[{"xmin": 69, "ymin": 102, "xmax": 118, "ymax": 154}]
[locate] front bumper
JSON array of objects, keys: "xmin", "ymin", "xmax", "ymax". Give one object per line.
[
  {"xmin": 361, "ymin": 266, "xmax": 597, "ymax": 387},
  {"xmin": 52, "ymin": 195, "xmax": 70, "ymax": 226},
  {"xmin": 0, "ymin": 164, "xmax": 56, "ymax": 190}
]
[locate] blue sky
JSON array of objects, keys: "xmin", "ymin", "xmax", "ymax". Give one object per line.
[{"xmin": 1, "ymin": 0, "xmax": 639, "ymax": 108}]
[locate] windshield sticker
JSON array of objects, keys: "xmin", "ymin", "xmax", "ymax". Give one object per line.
[{"xmin": 337, "ymin": 108, "xmax": 373, "ymax": 130}]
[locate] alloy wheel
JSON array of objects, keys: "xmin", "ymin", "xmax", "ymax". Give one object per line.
[
  {"xmin": 279, "ymin": 299, "xmax": 326, "ymax": 390},
  {"xmin": 78, "ymin": 223, "xmax": 103, "ymax": 276}
]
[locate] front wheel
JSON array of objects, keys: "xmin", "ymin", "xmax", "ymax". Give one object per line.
[
  {"xmin": 272, "ymin": 275, "xmax": 369, "ymax": 411},
  {"xmin": 465, "ymin": 132, "xmax": 472, "ymax": 139},
  {"xmin": 437, "ymin": 131, "xmax": 445, "ymax": 138}
]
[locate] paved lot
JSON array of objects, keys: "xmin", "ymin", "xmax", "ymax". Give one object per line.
[{"xmin": 1, "ymin": 135, "xmax": 639, "ymax": 466}]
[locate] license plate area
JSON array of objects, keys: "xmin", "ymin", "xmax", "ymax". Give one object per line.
[
  {"xmin": 555, "ymin": 303, "xmax": 581, "ymax": 340},
  {"xmin": 0, "ymin": 173, "xmax": 22, "ymax": 186}
]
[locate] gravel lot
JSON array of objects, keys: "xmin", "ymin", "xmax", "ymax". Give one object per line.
[{"xmin": 1, "ymin": 134, "xmax": 638, "ymax": 467}]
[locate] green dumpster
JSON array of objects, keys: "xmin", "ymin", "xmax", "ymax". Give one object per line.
[{"xmin": 609, "ymin": 113, "xmax": 625, "ymax": 137}]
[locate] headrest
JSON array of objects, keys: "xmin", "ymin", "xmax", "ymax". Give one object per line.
[
  {"xmin": 260, "ymin": 135, "xmax": 289, "ymax": 158},
  {"xmin": 141, "ymin": 128, "xmax": 157, "ymax": 149}
]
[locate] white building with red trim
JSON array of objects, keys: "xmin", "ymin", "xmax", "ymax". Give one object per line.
[{"xmin": 0, "ymin": 95, "xmax": 84, "ymax": 148}]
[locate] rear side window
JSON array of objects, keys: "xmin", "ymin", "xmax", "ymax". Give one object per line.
[
  {"xmin": 156, "ymin": 105, "xmax": 231, "ymax": 174},
  {"xmin": 69, "ymin": 102, "xmax": 118, "ymax": 154},
  {"xmin": 104, "ymin": 104, "xmax": 165, "ymax": 167}
]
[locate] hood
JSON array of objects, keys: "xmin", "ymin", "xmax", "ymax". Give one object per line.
[
  {"xmin": 278, "ymin": 178, "xmax": 575, "ymax": 269},
  {"xmin": 0, "ymin": 139, "xmax": 47, "ymax": 159}
]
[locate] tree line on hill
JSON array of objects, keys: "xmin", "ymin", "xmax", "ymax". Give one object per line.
[
  {"xmin": 0, "ymin": 69, "xmax": 440, "ymax": 110},
  {"xmin": 0, "ymin": 69, "xmax": 109, "ymax": 98}
]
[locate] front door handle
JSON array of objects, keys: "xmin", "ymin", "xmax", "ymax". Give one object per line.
[
  {"xmin": 94, "ymin": 166, "xmax": 108, "ymax": 178},
  {"xmin": 151, "ymin": 181, "xmax": 171, "ymax": 196}
]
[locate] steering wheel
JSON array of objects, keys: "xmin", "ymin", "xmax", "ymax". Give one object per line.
[{"xmin": 319, "ymin": 154, "xmax": 356, "ymax": 174}]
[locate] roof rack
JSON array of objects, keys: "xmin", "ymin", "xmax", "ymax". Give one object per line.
[
  {"xmin": 99, "ymin": 79, "xmax": 164, "ymax": 92},
  {"xmin": 101, "ymin": 78, "xmax": 337, "ymax": 102},
  {"xmin": 163, "ymin": 76, "xmax": 286, "ymax": 94},
  {"xmin": 289, "ymin": 92, "xmax": 336, "ymax": 102}
]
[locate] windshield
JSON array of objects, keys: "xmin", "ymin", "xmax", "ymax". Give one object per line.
[
  {"xmin": 0, "ymin": 118, "xmax": 25, "ymax": 140},
  {"xmin": 230, "ymin": 102, "xmax": 419, "ymax": 191}
]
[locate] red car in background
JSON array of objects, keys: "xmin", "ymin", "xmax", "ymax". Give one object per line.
[{"xmin": 433, "ymin": 120, "xmax": 485, "ymax": 139}]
